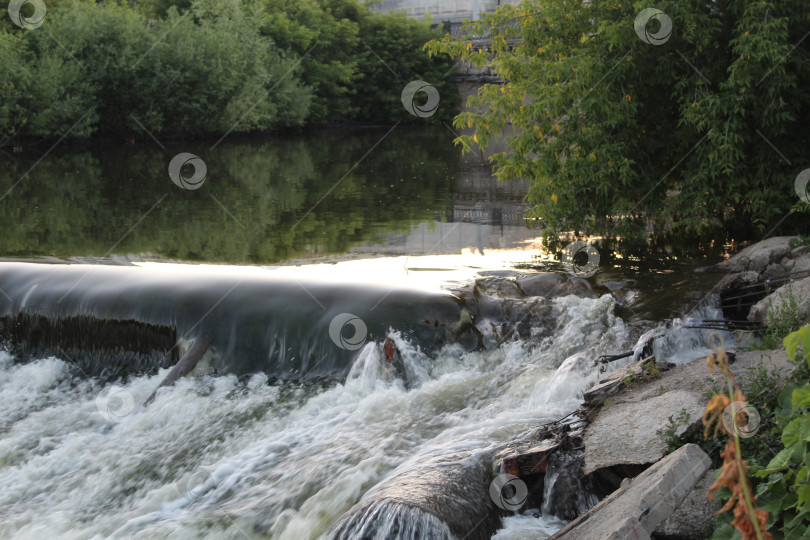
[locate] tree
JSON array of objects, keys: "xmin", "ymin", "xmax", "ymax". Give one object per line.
[
  {"xmin": 261, "ymin": 0, "xmax": 363, "ymax": 122},
  {"xmin": 426, "ymin": 0, "xmax": 810, "ymax": 239},
  {"xmin": 1, "ymin": 0, "xmax": 311, "ymax": 139},
  {"xmin": 353, "ymin": 11, "xmax": 458, "ymax": 124}
]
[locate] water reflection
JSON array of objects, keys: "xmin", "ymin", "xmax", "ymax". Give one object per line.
[{"xmin": 0, "ymin": 127, "xmax": 537, "ymax": 264}]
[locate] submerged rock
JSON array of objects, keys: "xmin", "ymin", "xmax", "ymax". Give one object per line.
[
  {"xmin": 324, "ymin": 449, "xmax": 500, "ymax": 540},
  {"xmin": 542, "ymin": 450, "xmax": 599, "ymax": 521},
  {"xmin": 516, "ymin": 273, "xmax": 596, "ymax": 299},
  {"xmin": 325, "ymin": 500, "xmax": 455, "ymax": 540}
]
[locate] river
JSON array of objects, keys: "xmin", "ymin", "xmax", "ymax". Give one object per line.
[{"xmin": 0, "ymin": 128, "xmax": 733, "ymax": 539}]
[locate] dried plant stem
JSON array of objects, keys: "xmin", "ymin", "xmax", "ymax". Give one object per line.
[{"xmin": 726, "ymin": 379, "xmax": 765, "ymax": 540}]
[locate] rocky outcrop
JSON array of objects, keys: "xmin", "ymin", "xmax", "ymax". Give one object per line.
[
  {"xmin": 703, "ymin": 236, "xmax": 810, "ymax": 323},
  {"xmin": 583, "ymin": 390, "xmax": 706, "ymax": 475},
  {"xmin": 748, "ymin": 275, "xmax": 810, "ymax": 325},
  {"xmin": 447, "ymin": 273, "xmax": 598, "ymax": 348},
  {"xmin": 549, "ymin": 444, "xmax": 712, "ymax": 540},
  {"xmin": 574, "ymin": 349, "xmax": 794, "ymax": 538},
  {"xmin": 713, "ymin": 236, "xmax": 799, "ymax": 276}
]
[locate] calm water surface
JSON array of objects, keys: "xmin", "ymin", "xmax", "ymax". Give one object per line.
[{"xmin": 1, "ymin": 127, "xmax": 539, "ymax": 264}]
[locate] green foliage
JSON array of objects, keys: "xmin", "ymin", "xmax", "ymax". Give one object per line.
[
  {"xmin": 260, "ymin": 0, "xmax": 362, "ymax": 122},
  {"xmin": 425, "ymin": 0, "xmax": 810, "ymax": 237},
  {"xmin": 259, "ymin": 0, "xmax": 456, "ymax": 123},
  {"xmin": 352, "ymin": 11, "xmax": 459, "ymax": 123},
  {"xmin": 753, "ymin": 326, "xmax": 810, "ymax": 539},
  {"xmin": 1, "ymin": 0, "xmax": 310, "ymax": 138},
  {"xmin": 0, "ymin": 0, "xmax": 456, "ymax": 140},
  {"xmin": 788, "ymin": 236, "xmax": 810, "ymax": 250}
]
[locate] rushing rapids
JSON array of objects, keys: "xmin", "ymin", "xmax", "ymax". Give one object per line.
[{"xmin": 0, "ymin": 259, "xmax": 726, "ymax": 539}]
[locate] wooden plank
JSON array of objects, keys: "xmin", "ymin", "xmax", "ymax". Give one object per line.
[{"xmin": 502, "ymin": 442, "xmax": 560, "ymax": 476}]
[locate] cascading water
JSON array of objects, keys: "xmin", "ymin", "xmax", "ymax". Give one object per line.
[{"xmin": 0, "ymin": 280, "xmax": 634, "ymax": 539}]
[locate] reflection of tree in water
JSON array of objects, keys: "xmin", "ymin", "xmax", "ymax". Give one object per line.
[{"xmin": 0, "ymin": 129, "xmax": 457, "ymax": 263}]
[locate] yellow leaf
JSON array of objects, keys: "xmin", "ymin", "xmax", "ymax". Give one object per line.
[
  {"xmin": 467, "ymin": 42, "xmax": 473, "ymax": 51},
  {"xmin": 473, "ymin": 134, "xmax": 478, "ymax": 143},
  {"xmin": 625, "ymin": 94, "xmax": 631, "ymax": 101},
  {"xmin": 551, "ymin": 194, "xmax": 558, "ymax": 203}
]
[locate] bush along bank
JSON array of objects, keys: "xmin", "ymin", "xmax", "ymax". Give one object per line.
[{"xmin": 0, "ymin": 0, "xmax": 458, "ymax": 143}]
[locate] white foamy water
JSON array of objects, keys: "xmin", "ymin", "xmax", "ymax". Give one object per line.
[{"xmin": 0, "ymin": 294, "xmax": 630, "ymax": 539}]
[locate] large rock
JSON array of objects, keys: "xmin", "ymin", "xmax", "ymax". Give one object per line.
[
  {"xmin": 748, "ymin": 275, "xmax": 810, "ymax": 325},
  {"xmin": 715, "ymin": 236, "xmax": 796, "ymax": 274},
  {"xmin": 516, "ymin": 273, "xmax": 596, "ymax": 299},
  {"xmin": 550, "ymin": 444, "xmax": 712, "ymax": 540},
  {"xmin": 324, "ymin": 448, "xmax": 500, "ymax": 540},
  {"xmin": 653, "ymin": 469, "xmax": 721, "ymax": 539},
  {"xmin": 714, "ymin": 270, "xmax": 760, "ymax": 296},
  {"xmin": 583, "ymin": 390, "xmax": 705, "ymax": 474}
]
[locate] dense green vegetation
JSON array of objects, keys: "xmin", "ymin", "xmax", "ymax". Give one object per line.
[
  {"xmin": 426, "ymin": 0, "xmax": 810, "ymax": 238},
  {"xmin": 754, "ymin": 326, "xmax": 810, "ymax": 540},
  {"xmin": 0, "ymin": 0, "xmax": 457, "ymax": 141}
]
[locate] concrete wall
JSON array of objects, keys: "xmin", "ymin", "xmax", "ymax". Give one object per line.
[{"xmin": 371, "ymin": 0, "xmax": 521, "ymax": 23}]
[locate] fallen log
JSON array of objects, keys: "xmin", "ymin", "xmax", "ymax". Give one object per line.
[
  {"xmin": 502, "ymin": 441, "xmax": 560, "ymax": 476},
  {"xmin": 144, "ymin": 335, "xmax": 212, "ymax": 406},
  {"xmin": 596, "ymin": 351, "xmax": 633, "ymax": 364}
]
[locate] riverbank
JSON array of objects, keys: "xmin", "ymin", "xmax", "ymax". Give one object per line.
[{"xmin": 498, "ymin": 236, "xmax": 810, "ymax": 539}]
